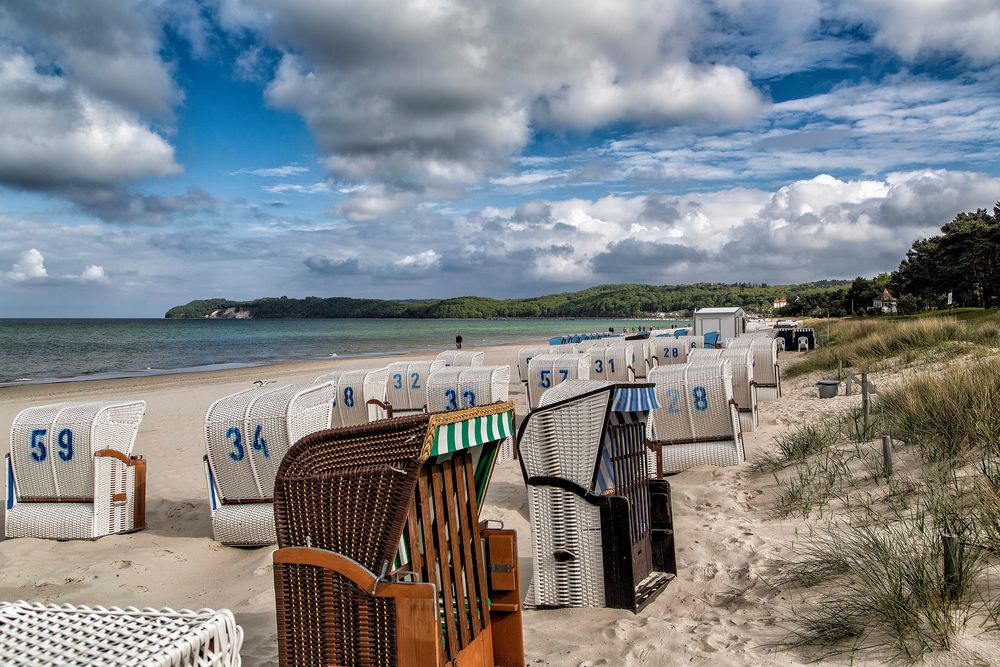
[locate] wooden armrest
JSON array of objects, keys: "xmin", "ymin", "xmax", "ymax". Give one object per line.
[
  {"xmin": 274, "ymin": 547, "xmax": 435, "ymax": 600},
  {"xmin": 94, "ymin": 449, "xmax": 141, "ymax": 466}
]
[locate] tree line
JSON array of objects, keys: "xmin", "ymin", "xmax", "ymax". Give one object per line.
[
  {"xmin": 781, "ymin": 204, "xmax": 1000, "ymax": 317},
  {"xmin": 165, "ymin": 281, "xmax": 850, "ymax": 319}
]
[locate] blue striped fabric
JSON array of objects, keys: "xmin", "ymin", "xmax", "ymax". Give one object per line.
[{"xmin": 612, "ymin": 386, "xmax": 659, "ymax": 412}]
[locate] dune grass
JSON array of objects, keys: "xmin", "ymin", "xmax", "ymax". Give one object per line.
[
  {"xmin": 766, "ymin": 358, "xmax": 1000, "ymax": 661},
  {"xmin": 786, "ymin": 312, "xmax": 1000, "ymax": 378}
]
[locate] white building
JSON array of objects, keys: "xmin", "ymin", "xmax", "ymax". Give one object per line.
[{"xmin": 694, "ymin": 307, "xmax": 747, "ymax": 343}]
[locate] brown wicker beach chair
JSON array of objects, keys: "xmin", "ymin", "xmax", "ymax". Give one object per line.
[{"xmin": 272, "ymin": 401, "xmax": 524, "ymax": 667}]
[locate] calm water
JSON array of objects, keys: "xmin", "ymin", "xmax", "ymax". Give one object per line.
[{"xmin": 0, "ymin": 318, "xmax": 684, "ymax": 385}]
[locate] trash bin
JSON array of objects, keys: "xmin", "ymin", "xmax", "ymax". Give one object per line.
[{"xmin": 816, "ymin": 379, "xmax": 840, "ymax": 399}]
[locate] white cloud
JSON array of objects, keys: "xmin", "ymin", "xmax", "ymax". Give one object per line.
[
  {"xmin": 6, "ymin": 249, "xmax": 48, "ymax": 283},
  {"xmin": 261, "ymin": 181, "xmax": 331, "ymax": 194},
  {"xmin": 0, "ymin": 49, "xmax": 180, "ymax": 190},
  {"xmin": 395, "ymin": 250, "xmax": 441, "ymax": 270},
  {"xmin": 77, "ymin": 265, "xmax": 109, "ymax": 284},
  {"xmin": 235, "ymin": 164, "xmax": 310, "ymax": 177},
  {"xmin": 3, "ymin": 248, "xmax": 108, "ymax": 285},
  {"xmin": 222, "ymin": 0, "xmax": 764, "ymax": 203},
  {"xmin": 848, "ymin": 0, "xmax": 1000, "ymax": 63}
]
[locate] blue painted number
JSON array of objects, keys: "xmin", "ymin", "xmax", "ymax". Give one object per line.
[
  {"xmin": 410, "ymin": 372, "xmax": 420, "ymax": 389},
  {"xmin": 253, "ymin": 423, "xmax": 270, "ymax": 458},
  {"xmin": 445, "ymin": 388, "xmax": 458, "ymax": 410},
  {"xmin": 29, "ymin": 428, "xmax": 46, "ymax": 462},
  {"xmin": 693, "ymin": 386, "xmax": 708, "ymax": 411},
  {"xmin": 594, "ymin": 359, "xmax": 604, "ymax": 374},
  {"xmin": 559, "ymin": 369, "xmax": 569, "ymax": 382},
  {"xmin": 665, "ymin": 388, "xmax": 681, "ymax": 414},
  {"xmin": 57, "ymin": 428, "xmax": 73, "ymax": 462},
  {"xmin": 462, "ymin": 390, "xmax": 476, "ymax": 407},
  {"xmin": 539, "ymin": 370, "xmax": 551, "ymax": 388},
  {"xmin": 392, "ymin": 373, "xmax": 403, "ymax": 390},
  {"xmin": 608, "ymin": 359, "xmax": 616, "ymax": 374},
  {"xmin": 344, "ymin": 387, "xmax": 355, "ymax": 408},
  {"xmin": 227, "ymin": 426, "xmax": 244, "ymax": 461}
]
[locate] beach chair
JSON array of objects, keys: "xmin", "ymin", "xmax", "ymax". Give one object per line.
[
  {"xmin": 525, "ymin": 353, "xmax": 591, "ymax": 409},
  {"xmin": 385, "ymin": 360, "xmax": 446, "ymax": 414},
  {"xmin": 0, "ymin": 601, "xmax": 243, "ymax": 666},
  {"xmin": 730, "ymin": 337, "xmax": 781, "ymax": 399},
  {"xmin": 516, "ymin": 346, "xmax": 553, "ymax": 384},
  {"xmin": 426, "ymin": 365, "xmax": 514, "ymax": 459},
  {"xmin": 549, "ymin": 343, "xmax": 579, "ymax": 354},
  {"xmin": 516, "ymin": 381, "xmax": 676, "ymax": 610},
  {"xmin": 315, "ymin": 368, "xmax": 391, "ymax": 426},
  {"xmin": 647, "ymin": 361, "xmax": 744, "ymax": 475},
  {"xmin": 272, "ymin": 402, "xmax": 524, "ymax": 667},
  {"xmin": 203, "ymin": 382, "xmax": 336, "ymax": 546},
  {"xmin": 5, "ymin": 401, "xmax": 147, "ymax": 540},
  {"xmin": 589, "ymin": 343, "xmax": 635, "ymax": 382},
  {"xmin": 436, "ymin": 350, "xmax": 485, "ymax": 367},
  {"xmin": 655, "ymin": 337, "xmax": 693, "ymax": 366},
  {"xmin": 703, "ymin": 348, "xmax": 758, "ymax": 432}
]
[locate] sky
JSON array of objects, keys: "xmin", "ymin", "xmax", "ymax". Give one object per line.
[{"xmin": 0, "ymin": 0, "xmax": 999, "ymax": 317}]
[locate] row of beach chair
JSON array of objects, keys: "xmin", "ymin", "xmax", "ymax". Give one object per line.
[{"xmin": 1, "ymin": 330, "xmax": 789, "ymax": 665}]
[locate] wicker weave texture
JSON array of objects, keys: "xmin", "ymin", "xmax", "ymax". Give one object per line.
[
  {"xmin": 516, "ymin": 346, "xmax": 553, "ymax": 384},
  {"xmin": 658, "ymin": 440, "xmax": 744, "ymax": 474},
  {"xmin": 205, "ymin": 383, "xmax": 335, "ymax": 503},
  {"xmin": 10, "ymin": 401, "xmax": 144, "ymax": 501},
  {"xmin": 525, "ymin": 354, "xmax": 592, "ymax": 409},
  {"xmin": 315, "ymin": 369, "xmax": 390, "ymax": 427},
  {"xmin": 589, "ymin": 344, "xmax": 635, "ymax": 382},
  {"xmin": 424, "ymin": 365, "xmax": 510, "ymax": 413},
  {"xmin": 211, "ymin": 503, "xmax": 277, "ymax": 547},
  {"xmin": 385, "ymin": 360, "xmax": 445, "ymax": 412},
  {"xmin": 6, "ymin": 401, "xmax": 145, "ymax": 540},
  {"xmin": 524, "ymin": 486, "xmax": 605, "ymax": 608},
  {"xmin": 719, "ymin": 347, "xmax": 758, "ymax": 432},
  {"xmin": 655, "ymin": 337, "xmax": 694, "ymax": 365},
  {"xmin": 435, "ymin": 350, "xmax": 485, "ymax": 367},
  {"xmin": 549, "ymin": 343, "xmax": 579, "ymax": 354},
  {"xmin": 0, "ymin": 601, "xmax": 243, "ymax": 666},
  {"xmin": 647, "ymin": 361, "xmax": 743, "ymax": 472}
]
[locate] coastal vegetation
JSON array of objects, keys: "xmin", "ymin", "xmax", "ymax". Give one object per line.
[
  {"xmin": 758, "ymin": 314, "xmax": 1000, "ymax": 661},
  {"xmin": 782, "ymin": 204, "xmax": 1000, "ymax": 317},
  {"xmin": 165, "ymin": 281, "xmax": 849, "ymax": 319}
]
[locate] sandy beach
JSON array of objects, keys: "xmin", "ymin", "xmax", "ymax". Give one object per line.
[{"xmin": 0, "ymin": 344, "xmax": 980, "ymax": 666}]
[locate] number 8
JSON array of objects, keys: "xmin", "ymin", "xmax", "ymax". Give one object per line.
[{"xmin": 692, "ymin": 386, "xmax": 708, "ymax": 411}]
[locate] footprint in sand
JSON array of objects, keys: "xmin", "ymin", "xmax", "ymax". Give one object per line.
[
  {"xmin": 111, "ymin": 560, "xmax": 132, "ymax": 570},
  {"xmin": 253, "ymin": 564, "xmax": 272, "ymax": 577}
]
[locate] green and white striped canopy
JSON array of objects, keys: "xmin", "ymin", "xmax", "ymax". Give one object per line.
[{"xmin": 429, "ymin": 409, "xmax": 513, "ymax": 456}]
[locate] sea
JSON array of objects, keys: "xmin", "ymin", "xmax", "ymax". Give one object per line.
[{"xmin": 0, "ymin": 318, "xmax": 685, "ymax": 386}]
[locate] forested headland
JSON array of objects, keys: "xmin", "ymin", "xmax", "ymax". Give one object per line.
[{"xmin": 165, "ymin": 282, "xmax": 848, "ymax": 319}]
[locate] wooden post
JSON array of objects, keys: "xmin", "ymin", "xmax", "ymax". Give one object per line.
[
  {"xmin": 837, "ymin": 358, "xmax": 843, "ymax": 382},
  {"xmin": 881, "ymin": 435, "xmax": 893, "ymax": 478},
  {"xmin": 845, "ymin": 373, "xmax": 853, "ymax": 396},
  {"xmin": 862, "ymin": 373, "xmax": 870, "ymax": 432},
  {"xmin": 943, "ymin": 532, "xmax": 960, "ymax": 600}
]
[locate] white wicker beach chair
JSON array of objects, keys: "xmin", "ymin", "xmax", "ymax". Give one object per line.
[
  {"xmin": 647, "ymin": 361, "xmax": 744, "ymax": 475},
  {"xmin": 549, "ymin": 343, "xmax": 579, "ymax": 354},
  {"xmin": 517, "ymin": 346, "xmax": 554, "ymax": 384},
  {"xmin": 435, "ymin": 350, "xmax": 485, "ymax": 367},
  {"xmin": 704, "ymin": 348, "xmax": 758, "ymax": 432},
  {"xmin": 385, "ymin": 360, "xmax": 445, "ymax": 414},
  {"xmin": 589, "ymin": 343, "xmax": 635, "ymax": 382},
  {"xmin": 655, "ymin": 338, "xmax": 693, "ymax": 365},
  {"xmin": 687, "ymin": 347, "xmax": 722, "ymax": 361},
  {"xmin": 5, "ymin": 401, "xmax": 146, "ymax": 540},
  {"xmin": 0, "ymin": 601, "xmax": 243, "ymax": 666},
  {"xmin": 315, "ymin": 367, "xmax": 390, "ymax": 426},
  {"xmin": 525, "ymin": 353, "xmax": 591, "ymax": 409},
  {"xmin": 203, "ymin": 382, "xmax": 335, "ymax": 546},
  {"xmin": 730, "ymin": 337, "xmax": 781, "ymax": 399},
  {"xmin": 426, "ymin": 365, "xmax": 514, "ymax": 459},
  {"xmin": 516, "ymin": 381, "xmax": 675, "ymax": 610}
]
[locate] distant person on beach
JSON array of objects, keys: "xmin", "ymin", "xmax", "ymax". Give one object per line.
[{"xmin": 455, "ymin": 334, "xmax": 463, "ymax": 349}]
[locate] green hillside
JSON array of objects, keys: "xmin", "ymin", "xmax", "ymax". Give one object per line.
[{"xmin": 165, "ymin": 282, "xmax": 850, "ymax": 319}]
